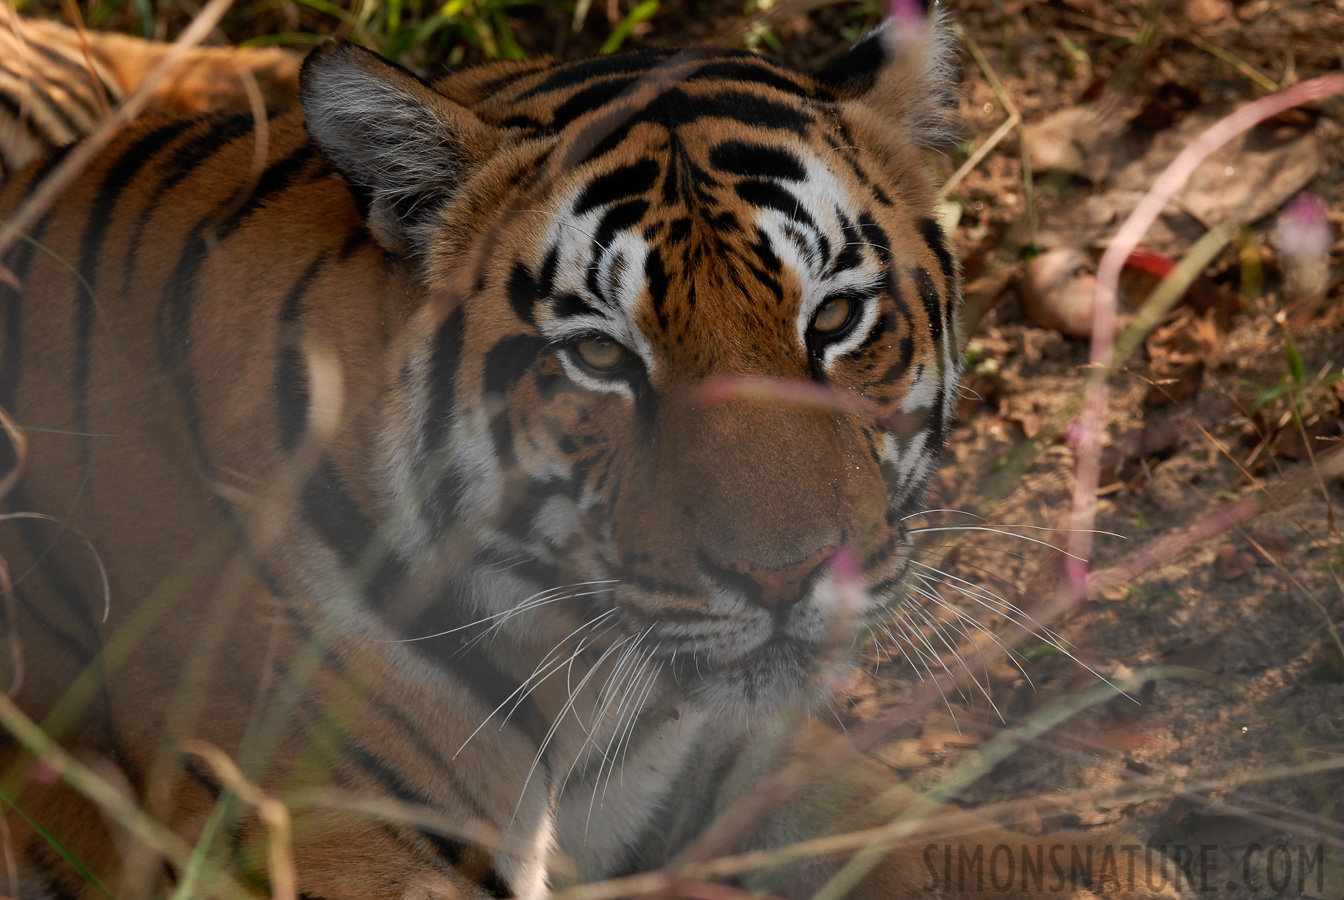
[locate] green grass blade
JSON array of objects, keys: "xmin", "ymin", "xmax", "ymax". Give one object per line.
[
  {"xmin": 600, "ymin": 0, "xmax": 657, "ymax": 54},
  {"xmin": 0, "ymin": 784, "xmax": 117, "ymax": 900}
]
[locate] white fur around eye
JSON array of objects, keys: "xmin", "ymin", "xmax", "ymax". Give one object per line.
[
  {"xmin": 812, "ymin": 294, "xmax": 881, "ymax": 368},
  {"xmin": 532, "ymin": 186, "xmax": 658, "ymax": 392}
]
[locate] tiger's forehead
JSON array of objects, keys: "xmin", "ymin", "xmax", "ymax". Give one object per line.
[
  {"xmin": 529, "ymin": 133, "xmax": 889, "ymax": 374},
  {"xmin": 463, "ymin": 47, "xmax": 823, "ymax": 136}
]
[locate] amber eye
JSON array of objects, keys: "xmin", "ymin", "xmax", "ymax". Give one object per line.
[
  {"xmin": 572, "ymin": 335, "xmax": 629, "ymax": 373},
  {"xmin": 810, "ymin": 295, "xmax": 855, "ymax": 336}
]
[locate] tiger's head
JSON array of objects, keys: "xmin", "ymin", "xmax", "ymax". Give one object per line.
[{"xmin": 300, "ymin": 18, "xmax": 960, "ymax": 716}]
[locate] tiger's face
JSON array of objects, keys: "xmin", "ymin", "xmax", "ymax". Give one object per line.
[{"xmin": 302, "ymin": 29, "xmax": 960, "ymax": 715}]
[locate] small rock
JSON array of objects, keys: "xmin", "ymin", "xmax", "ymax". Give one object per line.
[
  {"xmin": 1124, "ymin": 756, "xmax": 1151, "ymax": 775},
  {"xmin": 1020, "ymin": 249, "xmax": 1097, "ymax": 339},
  {"xmin": 1022, "ymin": 106, "xmax": 1098, "ymax": 176},
  {"xmin": 1212, "ymin": 543, "xmax": 1252, "ymax": 580},
  {"xmin": 1183, "ymin": 0, "xmax": 1232, "ymax": 25},
  {"xmin": 1273, "ymin": 412, "xmax": 1341, "ymax": 461}
]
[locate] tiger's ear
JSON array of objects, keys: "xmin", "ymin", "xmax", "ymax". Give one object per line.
[
  {"xmin": 816, "ymin": 10, "xmax": 958, "ymax": 149},
  {"xmin": 300, "ymin": 41, "xmax": 497, "ymax": 255}
]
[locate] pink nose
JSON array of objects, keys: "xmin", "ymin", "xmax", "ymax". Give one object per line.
[{"xmin": 717, "ymin": 546, "xmax": 837, "ymax": 610}]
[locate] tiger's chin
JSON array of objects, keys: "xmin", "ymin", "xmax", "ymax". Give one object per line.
[{"xmin": 670, "ymin": 636, "xmax": 857, "ymax": 719}]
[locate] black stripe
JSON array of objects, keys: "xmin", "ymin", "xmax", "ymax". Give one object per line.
[
  {"xmin": 744, "ymin": 228, "xmax": 782, "ymax": 299},
  {"xmin": 400, "ymin": 600, "xmax": 553, "ymax": 753},
  {"xmin": 851, "ymin": 310, "xmax": 894, "ymax": 358},
  {"xmin": 574, "ymin": 159, "xmax": 661, "ymax": 216},
  {"xmin": 272, "ymin": 607, "xmax": 499, "ymax": 827},
  {"xmin": 420, "ymin": 306, "xmax": 467, "ymax": 534},
  {"xmin": 831, "ymin": 210, "xmax": 863, "ymax": 275},
  {"xmin": 0, "ymin": 165, "xmax": 110, "ymax": 683},
  {"xmin": 21, "ymin": 39, "xmax": 116, "ymax": 119},
  {"xmin": 219, "ymin": 145, "xmax": 316, "ymax": 238},
  {"xmin": 338, "ymin": 227, "xmax": 372, "ymax": 260},
  {"xmin": 550, "ymin": 290, "xmax": 601, "ymax": 321},
  {"xmin": 747, "ymin": 225, "xmax": 781, "ymax": 273},
  {"xmin": 687, "ymin": 59, "xmax": 811, "ymax": 99},
  {"xmin": 498, "ymin": 477, "xmax": 571, "ymax": 544},
  {"xmin": 591, "ymin": 199, "xmax": 648, "ymax": 259},
  {"xmin": 482, "ymin": 334, "xmax": 547, "ymax": 460},
  {"xmin": 644, "ymin": 251, "xmax": 670, "ymax": 330},
  {"xmin": 423, "ymin": 306, "xmax": 465, "ymax": 453},
  {"xmin": 122, "ymin": 113, "xmax": 258, "ymax": 288},
  {"xmin": 183, "ymin": 756, "xmax": 224, "ymax": 801},
  {"xmin": 10, "ymin": 581, "xmax": 96, "ymax": 679},
  {"xmin": 157, "ymin": 143, "xmax": 317, "ymax": 483},
  {"xmin": 857, "ymin": 214, "xmax": 890, "ymax": 261},
  {"xmin": 660, "ymin": 145, "xmax": 682, "ymax": 204},
  {"xmin": 918, "ymin": 217, "xmax": 956, "ymax": 288},
  {"xmin": 315, "ymin": 731, "xmax": 502, "ymax": 886},
  {"xmin": 273, "ymin": 345, "xmax": 306, "ymax": 454},
  {"xmin": 734, "ymin": 180, "xmax": 813, "ymax": 230},
  {"xmin": 5, "ymin": 71, "xmax": 90, "ymax": 145},
  {"xmin": 584, "ymin": 89, "xmax": 814, "ymax": 163},
  {"xmin": 883, "ymin": 335, "xmax": 915, "ymax": 385},
  {"xmin": 506, "ymin": 261, "xmax": 541, "ymax": 327},
  {"xmin": 298, "ymin": 456, "xmax": 412, "ymax": 607},
  {"xmin": 548, "ymin": 76, "xmax": 639, "ymax": 131},
  {"xmin": 910, "ymin": 266, "xmax": 944, "ymax": 345},
  {"xmin": 880, "ymin": 266, "xmax": 916, "ymax": 383},
  {"xmin": 0, "ymin": 87, "xmax": 67, "ymax": 155},
  {"xmin": 652, "ymin": 88, "xmax": 812, "ymax": 134},
  {"xmin": 519, "ymin": 47, "xmax": 676, "ymax": 99},
  {"xmin": 30, "ymin": 854, "xmax": 83, "ymax": 900},
  {"xmin": 666, "ymin": 217, "xmax": 691, "ymax": 245},
  {"xmin": 73, "ymin": 120, "xmax": 193, "ymax": 467},
  {"xmin": 274, "ymin": 255, "xmax": 327, "ymax": 453},
  {"xmin": 708, "ymin": 140, "xmax": 806, "ymax": 182},
  {"xmin": 817, "ymin": 28, "xmax": 887, "ymax": 97},
  {"xmin": 480, "ymin": 869, "xmax": 512, "ymax": 899},
  {"xmin": 301, "ymin": 456, "xmax": 377, "ymax": 568},
  {"xmin": 536, "ymin": 245, "xmax": 559, "ymax": 299}
]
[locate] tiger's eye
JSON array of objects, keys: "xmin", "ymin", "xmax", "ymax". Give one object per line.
[
  {"xmin": 574, "ymin": 335, "xmax": 627, "ymax": 371},
  {"xmin": 811, "ymin": 296, "xmax": 853, "ymax": 335}
]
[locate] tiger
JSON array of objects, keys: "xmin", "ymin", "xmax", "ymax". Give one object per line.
[
  {"xmin": 0, "ymin": 8, "xmax": 1183, "ymax": 899},
  {"xmin": 1, "ymin": 3, "xmax": 299, "ymax": 179}
]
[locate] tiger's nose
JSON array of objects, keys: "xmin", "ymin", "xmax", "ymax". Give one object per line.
[{"xmin": 711, "ymin": 546, "xmax": 837, "ymax": 612}]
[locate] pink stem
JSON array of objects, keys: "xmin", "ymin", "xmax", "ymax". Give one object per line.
[{"xmin": 1065, "ymin": 73, "xmax": 1344, "ymax": 596}]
